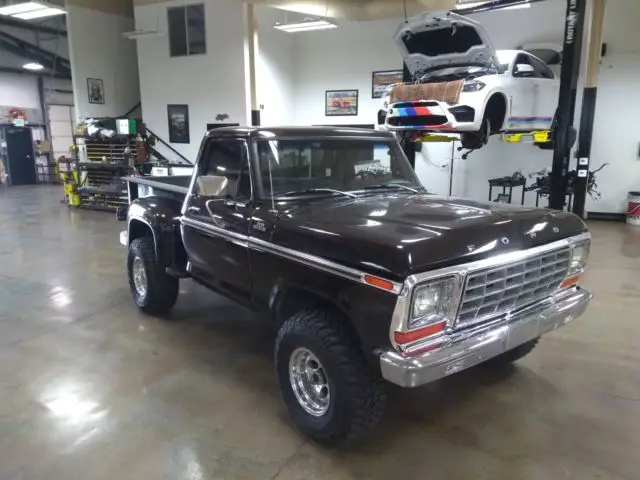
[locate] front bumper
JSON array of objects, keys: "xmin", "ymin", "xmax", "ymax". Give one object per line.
[
  {"xmin": 119, "ymin": 230, "xmax": 128, "ymax": 246},
  {"xmin": 385, "ymin": 100, "xmax": 477, "ymax": 131},
  {"xmin": 379, "ymin": 287, "xmax": 592, "ymax": 388}
]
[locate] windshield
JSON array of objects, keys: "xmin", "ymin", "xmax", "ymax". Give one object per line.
[{"xmin": 256, "ymin": 138, "xmax": 423, "ymax": 198}]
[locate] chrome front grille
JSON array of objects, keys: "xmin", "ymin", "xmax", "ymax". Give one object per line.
[{"xmin": 456, "ymin": 247, "xmax": 571, "ymax": 328}]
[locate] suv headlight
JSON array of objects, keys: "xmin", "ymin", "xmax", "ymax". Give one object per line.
[
  {"xmin": 409, "ymin": 277, "xmax": 457, "ymax": 330},
  {"xmin": 568, "ymin": 241, "xmax": 590, "ymax": 276},
  {"xmin": 462, "ymin": 80, "xmax": 486, "ymax": 92}
]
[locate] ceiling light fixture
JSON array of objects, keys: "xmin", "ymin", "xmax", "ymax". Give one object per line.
[
  {"xmin": 122, "ymin": 29, "xmax": 164, "ymax": 39},
  {"xmin": 0, "ymin": 1, "xmax": 66, "ymax": 19},
  {"xmin": 274, "ymin": 19, "xmax": 337, "ymax": 33},
  {"xmin": 22, "ymin": 62, "xmax": 44, "ymax": 70}
]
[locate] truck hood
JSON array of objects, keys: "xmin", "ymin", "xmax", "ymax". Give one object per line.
[
  {"xmin": 395, "ymin": 11, "xmax": 499, "ymax": 78},
  {"xmin": 271, "ymin": 194, "xmax": 587, "ymax": 281}
]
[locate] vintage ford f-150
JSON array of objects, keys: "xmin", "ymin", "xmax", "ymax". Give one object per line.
[{"xmin": 119, "ymin": 126, "xmax": 592, "ymax": 444}]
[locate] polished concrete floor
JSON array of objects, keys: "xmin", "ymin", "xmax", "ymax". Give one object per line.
[{"xmin": 0, "ymin": 185, "xmax": 638, "ymax": 479}]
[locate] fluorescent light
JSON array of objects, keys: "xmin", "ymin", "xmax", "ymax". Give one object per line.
[
  {"xmin": 14, "ymin": 6, "xmax": 65, "ymax": 19},
  {"xmin": 122, "ymin": 29, "xmax": 164, "ymax": 39},
  {"xmin": 274, "ymin": 19, "xmax": 337, "ymax": 33},
  {"xmin": 22, "ymin": 62, "xmax": 44, "ymax": 70},
  {"xmin": 455, "ymin": 1, "xmax": 530, "ymax": 9},
  {"xmin": 0, "ymin": 2, "xmax": 43, "ymax": 15},
  {"xmin": 0, "ymin": 2, "xmax": 66, "ymax": 19}
]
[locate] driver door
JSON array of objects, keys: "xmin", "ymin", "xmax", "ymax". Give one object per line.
[
  {"xmin": 181, "ymin": 137, "xmax": 254, "ymax": 305},
  {"xmin": 508, "ymin": 53, "xmax": 538, "ymax": 131}
]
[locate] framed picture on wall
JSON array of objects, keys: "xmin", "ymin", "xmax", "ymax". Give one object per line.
[
  {"xmin": 325, "ymin": 90, "xmax": 358, "ymax": 116},
  {"xmin": 167, "ymin": 104, "xmax": 190, "ymax": 143},
  {"xmin": 87, "ymin": 78, "xmax": 105, "ymax": 104},
  {"xmin": 371, "ymin": 70, "xmax": 403, "ymax": 98}
]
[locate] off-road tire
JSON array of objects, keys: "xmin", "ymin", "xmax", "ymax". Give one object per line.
[
  {"xmin": 487, "ymin": 338, "xmax": 540, "ymax": 367},
  {"xmin": 275, "ymin": 309, "xmax": 386, "ymax": 445},
  {"xmin": 127, "ymin": 237, "xmax": 179, "ymax": 315}
]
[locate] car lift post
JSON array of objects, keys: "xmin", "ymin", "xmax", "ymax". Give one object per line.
[
  {"xmin": 549, "ymin": 0, "xmax": 587, "ymax": 210},
  {"xmin": 573, "ymin": 0, "xmax": 606, "ymax": 217}
]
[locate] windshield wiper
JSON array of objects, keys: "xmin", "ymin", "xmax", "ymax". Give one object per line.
[
  {"xmin": 361, "ymin": 183, "xmax": 423, "ymax": 194},
  {"xmin": 279, "ymin": 188, "xmax": 357, "ymax": 199}
]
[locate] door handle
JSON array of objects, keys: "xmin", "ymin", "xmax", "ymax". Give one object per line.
[{"xmin": 187, "ymin": 206, "xmax": 201, "ymax": 214}]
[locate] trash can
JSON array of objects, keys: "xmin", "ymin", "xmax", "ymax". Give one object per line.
[{"xmin": 627, "ymin": 191, "xmax": 640, "ymax": 225}]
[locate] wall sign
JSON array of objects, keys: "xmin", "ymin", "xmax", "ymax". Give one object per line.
[
  {"xmin": 87, "ymin": 78, "xmax": 105, "ymax": 104},
  {"xmin": 167, "ymin": 104, "xmax": 190, "ymax": 144},
  {"xmin": 325, "ymin": 90, "xmax": 358, "ymax": 117}
]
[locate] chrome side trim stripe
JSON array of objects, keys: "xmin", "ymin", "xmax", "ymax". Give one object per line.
[
  {"xmin": 181, "ymin": 216, "xmax": 250, "ymax": 247},
  {"xmin": 249, "ymin": 236, "xmax": 403, "ymax": 294},
  {"xmin": 179, "ymin": 216, "xmax": 402, "ymax": 294}
]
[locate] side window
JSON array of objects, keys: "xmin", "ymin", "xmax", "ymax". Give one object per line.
[
  {"xmin": 529, "ymin": 55, "xmax": 555, "ymax": 79},
  {"xmin": 196, "ymin": 140, "xmax": 251, "ymax": 201}
]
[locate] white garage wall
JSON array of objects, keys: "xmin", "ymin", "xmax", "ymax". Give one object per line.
[
  {"xmin": 282, "ymin": 0, "xmax": 567, "ymax": 198},
  {"xmin": 0, "ymin": 73, "xmax": 40, "ymax": 109},
  {"xmin": 134, "ymin": 0, "xmax": 249, "ymax": 160},
  {"xmin": 586, "ymin": 0, "xmax": 640, "ymax": 214},
  {"xmin": 256, "ymin": 6, "xmax": 296, "ymax": 126},
  {"xmin": 67, "ymin": 4, "xmax": 140, "ymax": 120}
]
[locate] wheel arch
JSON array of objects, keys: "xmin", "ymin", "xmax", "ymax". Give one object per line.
[
  {"xmin": 483, "ymin": 91, "xmax": 509, "ymax": 132},
  {"xmin": 270, "ymin": 283, "xmax": 363, "ymax": 350}
]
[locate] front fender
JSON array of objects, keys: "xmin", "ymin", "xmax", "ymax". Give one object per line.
[{"xmin": 128, "ymin": 197, "xmax": 183, "ymax": 268}]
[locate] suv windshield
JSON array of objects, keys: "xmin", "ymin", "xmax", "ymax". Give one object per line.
[{"xmin": 257, "ymin": 138, "xmax": 423, "ymax": 199}]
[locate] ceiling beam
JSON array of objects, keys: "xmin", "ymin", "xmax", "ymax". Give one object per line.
[
  {"xmin": 0, "ymin": 65, "xmax": 70, "ymax": 79},
  {"xmin": 0, "ymin": 30, "xmax": 71, "ymax": 77},
  {"xmin": 0, "ymin": 17, "xmax": 67, "ymax": 37}
]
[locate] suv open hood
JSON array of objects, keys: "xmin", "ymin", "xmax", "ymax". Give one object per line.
[{"xmin": 395, "ymin": 11, "xmax": 498, "ymax": 78}]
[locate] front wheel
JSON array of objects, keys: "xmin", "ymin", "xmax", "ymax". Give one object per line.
[
  {"xmin": 127, "ymin": 237, "xmax": 179, "ymax": 315},
  {"xmin": 275, "ymin": 309, "xmax": 386, "ymax": 445},
  {"xmin": 460, "ymin": 117, "xmax": 491, "ymax": 150}
]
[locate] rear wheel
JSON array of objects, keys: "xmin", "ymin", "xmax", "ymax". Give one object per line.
[
  {"xmin": 275, "ymin": 308, "xmax": 386, "ymax": 445},
  {"xmin": 127, "ymin": 237, "xmax": 179, "ymax": 315}
]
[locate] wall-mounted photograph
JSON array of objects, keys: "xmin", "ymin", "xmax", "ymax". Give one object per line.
[
  {"xmin": 371, "ymin": 70, "xmax": 403, "ymax": 98},
  {"xmin": 87, "ymin": 78, "xmax": 105, "ymax": 104},
  {"xmin": 325, "ymin": 90, "xmax": 358, "ymax": 116},
  {"xmin": 167, "ymin": 104, "xmax": 190, "ymax": 143}
]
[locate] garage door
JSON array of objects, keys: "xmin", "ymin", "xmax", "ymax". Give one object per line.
[{"xmin": 48, "ymin": 105, "xmax": 75, "ymax": 160}]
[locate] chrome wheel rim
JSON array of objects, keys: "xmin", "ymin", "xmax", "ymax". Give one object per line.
[
  {"xmin": 288, "ymin": 347, "xmax": 330, "ymax": 417},
  {"xmin": 132, "ymin": 257, "xmax": 147, "ymax": 297}
]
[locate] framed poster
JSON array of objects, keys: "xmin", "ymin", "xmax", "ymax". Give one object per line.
[
  {"xmin": 167, "ymin": 104, "xmax": 190, "ymax": 143},
  {"xmin": 371, "ymin": 70, "xmax": 403, "ymax": 98},
  {"xmin": 325, "ymin": 90, "xmax": 358, "ymax": 116},
  {"xmin": 87, "ymin": 78, "xmax": 105, "ymax": 104}
]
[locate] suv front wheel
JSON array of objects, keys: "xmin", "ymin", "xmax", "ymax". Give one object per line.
[{"xmin": 275, "ymin": 308, "xmax": 386, "ymax": 445}]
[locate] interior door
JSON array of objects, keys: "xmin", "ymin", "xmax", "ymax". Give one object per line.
[
  {"xmin": 6, "ymin": 127, "xmax": 36, "ymax": 186},
  {"xmin": 508, "ymin": 53, "xmax": 538, "ymax": 131},
  {"xmin": 181, "ymin": 138, "xmax": 254, "ymax": 305}
]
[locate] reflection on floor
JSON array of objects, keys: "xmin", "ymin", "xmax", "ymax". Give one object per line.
[{"xmin": 0, "ymin": 185, "xmax": 638, "ymax": 479}]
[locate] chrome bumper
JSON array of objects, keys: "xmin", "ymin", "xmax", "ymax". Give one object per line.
[{"xmin": 379, "ymin": 287, "xmax": 592, "ymax": 388}]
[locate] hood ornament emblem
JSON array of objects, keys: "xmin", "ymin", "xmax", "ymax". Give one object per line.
[
  {"xmin": 553, "ymin": 226, "xmax": 559, "ymax": 233},
  {"xmin": 500, "ymin": 237, "xmax": 510, "ymax": 245}
]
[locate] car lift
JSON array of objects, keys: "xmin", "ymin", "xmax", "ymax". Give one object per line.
[{"xmin": 401, "ymin": 0, "xmax": 593, "ymax": 214}]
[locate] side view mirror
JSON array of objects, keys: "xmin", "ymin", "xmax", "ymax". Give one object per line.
[{"xmin": 514, "ymin": 64, "xmax": 535, "ymax": 76}]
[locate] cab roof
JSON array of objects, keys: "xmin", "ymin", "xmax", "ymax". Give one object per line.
[{"xmin": 205, "ymin": 126, "xmax": 395, "ymax": 140}]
